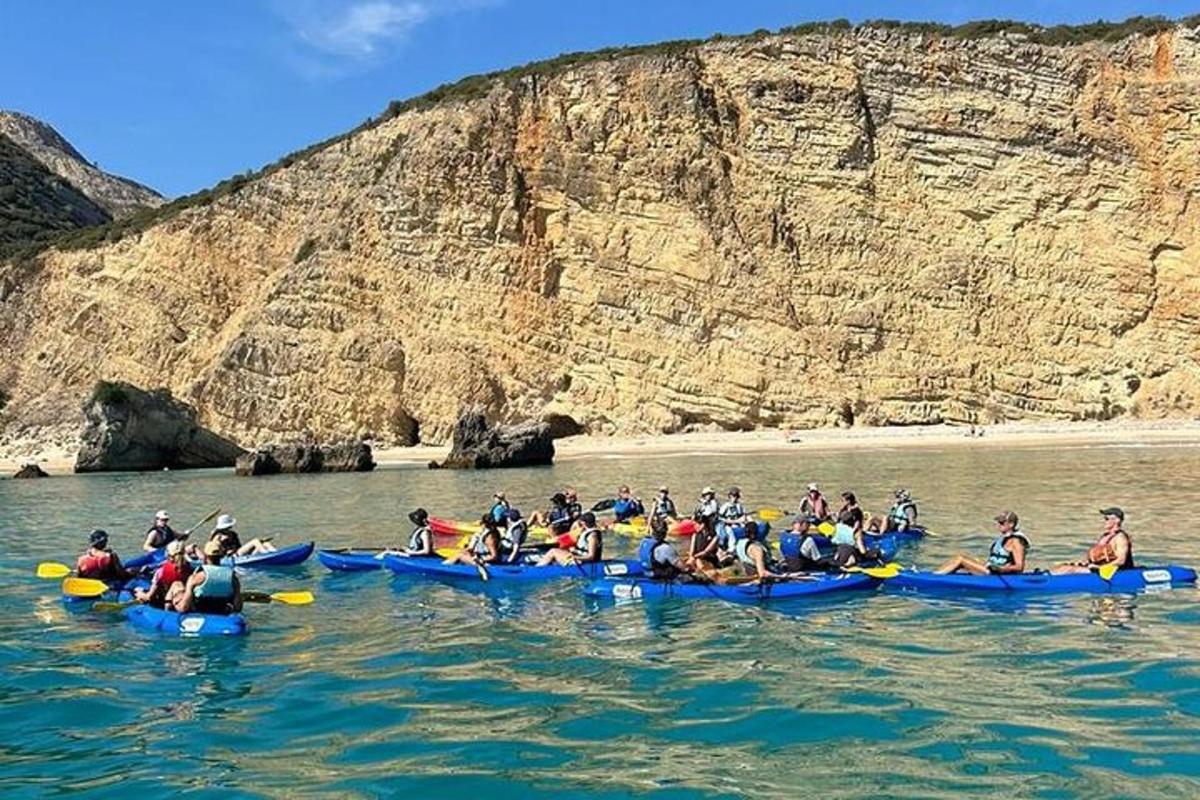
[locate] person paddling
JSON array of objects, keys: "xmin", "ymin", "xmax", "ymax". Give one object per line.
[
  {"xmin": 76, "ymin": 529, "xmax": 129, "ymax": 581},
  {"xmin": 444, "ymin": 515, "xmax": 502, "ymax": 567},
  {"xmin": 180, "ymin": 540, "xmax": 243, "ymax": 614},
  {"xmin": 649, "ymin": 486, "xmax": 678, "ymax": 524},
  {"xmin": 798, "ymin": 483, "xmax": 830, "ymax": 521},
  {"xmin": 142, "ymin": 510, "xmax": 186, "ymax": 553},
  {"xmin": 209, "ymin": 514, "xmax": 275, "ymax": 559},
  {"xmin": 1051, "ymin": 508, "xmax": 1134, "ymax": 575},
  {"xmin": 536, "ymin": 512, "xmax": 603, "ymax": 567},
  {"xmin": 398, "ymin": 508, "xmax": 435, "ymax": 557},
  {"xmin": 135, "ymin": 540, "xmax": 193, "ymax": 607},
  {"xmin": 612, "ymin": 486, "xmax": 645, "ymax": 523},
  {"xmin": 884, "ymin": 489, "xmax": 919, "ymax": 533},
  {"xmin": 934, "ymin": 511, "xmax": 1030, "ymax": 575}
]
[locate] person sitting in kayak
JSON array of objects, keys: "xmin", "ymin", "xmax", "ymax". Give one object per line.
[
  {"xmin": 693, "ymin": 486, "xmax": 719, "ymax": 534},
  {"xmin": 76, "ymin": 528, "xmax": 130, "ymax": 581},
  {"xmin": 649, "ymin": 486, "xmax": 678, "ymax": 523},
  {"xmin": 563, "ymin": 488, "xmax": 584, "ymax": 524},
  {"xmin": 487, "ymin": 492, "xmax": 510, "ymax": 525},
  {"xmin": 444, "ymin": 514, "xmax": 503, "ymax": 567},
  {"xmin": 500, "ymin": 508, "xmax": 529, "ymax": 563},
  {"xmin": 530, "ymin": 493, "xmax": 573, "ymax": 538},
  {"xmin": 689, "ymin": 487, "xmax": 720, "ymax": 563},
  {"xmin": 640, "ymin": 516, "xmax": 698, "ymax": 580},
  {"xmin": 782, "ymin": 517, "xmax": 833, "ymax": 572},
  {"xmin": 1051, "ymin": 507, "xmax": 1134, "ymax": 575},
  {"xmin": 134, "ymin": 540, "xmax": 193, "ymax": 608},
  {"xmin": 798, "ymin": 483, "xmax": 830, "ymax": 521},
  {"xmin": 612, "ymin": 485, "xmax": 645, "ymax": 523},
  {"xmin": 180, "ymin": 540, "xmax": 243, "ymax": 614},
  {"xmin": 830, "ymin": 506, "xmax": 874, "ymax": 568},
  {"xmin": 934, "ymin": 511, "xmax": 1030, "ymax": 575},
  {"xmin": 715, "ymin": 487, "xmax": 752, "ymax": 556},
  {"xmin": 142, "ymin": 510, "xmax": 186, "ymax": 553},
  {"xmin": 209, "ymin": 514, "xmax": 276, "ymax": 559},
  {"xmin": 884, "ymin": 489, "xmax": 918, "ymax": 533},
  {"xmin": 398, "ymin": 508, "xmax": 435, "ymax": 557},
  {"xmin": 735, "ymin": 521, "xmax": 775, "ymax": 581},
  {"xmin": 536, "ymin": 512, "xmax": 603, "ymax": 566}
]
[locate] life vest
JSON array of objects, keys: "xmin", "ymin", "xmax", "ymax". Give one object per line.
[
  {"xmin": 800, "ymin": 495, "xmax": 828, "ymax": 519},
  {"xmin": 146, "ymin": 524, "xmax": 177, "ymax": 550},
  {"xmin": 986, "ymin": 531, "xmax": 1031, "ymax": 570},
  {"xmin": 888, "ymin": 501, "xmax": 917, "ymax": 525},
  {"xmin": 489, "ymin": 502, "xmax": 510, "ymax": 524},
  {"xmin": 156, "ymin": 559, "xmax": 192, "ymax": 586},
  {"xmin": 651, "ymin": 497, "xmax": 676, "ymax": 519},
  {"xmin": 470, "ymin": 531, "xmax": 495, "ymax": 558},
  {"xmin": 639, "ymin": 537, "xmax": 679, "ymax": 579},
  {"xmin": 1088, "ymin": 529, "xmax": 1133, "ymax": 568},
  {"xmin": 735, "ymin": 537, "xmax": 769, "ymax": 566},
  {"xmin": 77, "ymin": 550, "xmax": 116, "ymax": 579},
  {"xmin": 719, "ymin": 501, "xmax": 746, "ymax": 521},
  {"xmin": 694, "ymin": 499, "xmax": 719, "ymax": 520},
  {"xmin": 547, "ymin": 506, "xmax": 572, "ymax": 534},
  {"xmin": 572, "ymin": 527, "xmax": 602, "ymax": 560},
  {"xmin": 193, "ymin": 565, "xmax": 234, "ymax": 599},
  {"xmin": 613, "ymin": 498, "xmax": 643, "ymax": 522},
  {"xmin": 832, "ymin": 522, "xmax": 857, "ymax": 547},
  {"xmin": 502, "ymin": 520, "xmax": 528, "ymax": 553},
  {"xmin": 407, "ymin": 526, "xmax": 431, "ymax": 553}
]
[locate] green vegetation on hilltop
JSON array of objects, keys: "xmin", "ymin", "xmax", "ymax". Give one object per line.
[
  {"xmin": 14, "ymin": 14, "xmax": 1200, "ymax": 260},
  {"xmin": 0, "ymin": 133, "xmax": 110, "ymax": 258}
]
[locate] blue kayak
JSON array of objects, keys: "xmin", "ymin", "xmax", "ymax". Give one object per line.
[
  {"xmin": 124, "ymin": 602, "xmax": 247, "ymax": 637},
  {"xmin": 383, "ymin": 555, "xmax": 643, "ymax": 581},
  {"xmin": 317, "ymin": 549, "xmax": 386, "ymax": 572},
  {"xmin": 585, "ymin": 572, "xmax": 878, "ymax": 602},
  {"xmin": 779, "ymin": 532, "xmax": 901, "ymax": 562},
  {"xmin": 127, "ymin": 541, "xmax": 314, "ymax": 571},
  {"xmin": 887, "ymin": 565, "xmax": 1197, "ymax": 594}
]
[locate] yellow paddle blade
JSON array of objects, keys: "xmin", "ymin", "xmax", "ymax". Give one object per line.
[
  {"xmin": 860, "ymin": 564, "xmax": 902, "ymax": 579},
  {"xmin": 61, "ymin": 577, "xmax": 111, "ymax": 597},
  {"xmin": 817, "ymin": 521, "xmax": 835, "ymax": 536},
  {"xmin": 270, "ymin": 591, "xmax": 314, "ymax": 605},
  {"xmin": 756, "ymin": 507, "xmax": 786, "ymax": 522},
  {"xmin": 37, "ymin": 562, "xmax": 71, "ymax": 579},
  {"xmin": 1098, "ymin": 563, "xmax": 1119, "ymax": 581}
]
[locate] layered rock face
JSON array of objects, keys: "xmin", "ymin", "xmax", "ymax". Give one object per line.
[
  {"xmin": 235, "ymin": 440, "xmax": 376, "ymax": 476},
  {"xmin": 2, "ymin": 26, "xmax": 1199, "ymax": 448},
  {"xmin": 0, "ymin": 111, "xmax": 162, "ymax": 218}
]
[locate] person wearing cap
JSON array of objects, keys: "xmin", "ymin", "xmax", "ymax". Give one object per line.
[
  {"xmin": 781, "ymin": 516, "xmax": 834, "ymax": 572},
  {"xmin": 716, "ymin": 486, "xmax": 752, "ymax": 555},
  {"xmin": 179, "ymin": 540, "xmax": 243, "ymax": 614},
  {"xmin": 798, "ymin": 484, "xmax": 830, "ymax": 521},
  {"xmin": 445, "ymin": 514, "xmax": 503, "ymax": 567},
  {"xmin": 734, "ymin": 518, "xmax": 776, "ymax": 580},
  {"xmin": 75, "ymin": 529, "xmax": 129, "ymax": 581},
  {"xmin": 612, "ymin": 486, "xmax": 645, "ymax": 523},
  {"xmin": 398, "ymin": 508, "xmax": 435, "ymax": 557},
  {"xmin": 934, "ymin": 511, "xmax": 1030, "ymax": 575},
  {"xmin": 884, "ymin": 489, "xmax": 919, "ymax": 533},
  {"xmin": 142, "ymin": 510, "xmax": 186, "ymax": 553},
  {"xmin": 563, "ymin": 488, "xmax": 584, "ymax": 524},
  {"xmin": 689, "ymin": 487, "xmax": 721, "ymax": 560},
  {"xmin": 500, "ymin": 508, "xmax": 529, "ymax": 563},
  {"xmin": 209, "ymin": 514, "xmax": 276, "ymax": 559},
  {"xmin": 488, "ymin": 492, "xmax": 511, "ymax": 525},
  {"xmin": 649, "ymin": 486, "xmax": 678, "ymax": 523},
  {"xmin": 1052, "ymin": 508, "xmax": 1135, "ymax": 574},
  {"xmin": 536, "ymin": 511, "xmax": 603, "ymax": 566},
  {"xmin": 640, "ymin": 516, "xmax": 703, "ymax": 580},
  {"xmin": 529, "ymin": 492, "xmax": 573, "ymax": 536},
  {"xmin": 135, "ymin": 540, "xmax": 193, "ymax": 607}
]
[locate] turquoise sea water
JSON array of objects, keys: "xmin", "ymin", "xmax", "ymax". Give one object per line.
[{"xmin": 2, "ymin": 442, "xmax": 1199, "ymax": 798}]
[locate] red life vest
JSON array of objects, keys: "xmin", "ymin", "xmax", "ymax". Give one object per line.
[
  {"xmin": 156, "ymin": 559, "xmax": 192, "ymax": 586},
  {"xmin": 1088, "ymin": 529, "xmax": 1133, "ymax": 568},
  {"xmin": 77, "ymin": 550, "xmax": 115, "ymax": 579}
]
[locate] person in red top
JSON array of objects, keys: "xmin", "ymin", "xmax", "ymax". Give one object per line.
[
  {"xmin": 75, "ymin": 529, "xmax": 128, "ymax": 581},
  {"xmin": 134, "ymin": 540, "xmax": 193, "ymax": 608}
]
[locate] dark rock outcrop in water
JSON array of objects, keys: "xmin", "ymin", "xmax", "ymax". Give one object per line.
[
  {"xmin": 12, "ymin": 463, "xmax": 49, "ymax": 478},
  {"xmin": 74, "ymin": 381, "xmax": 245, "ymax": 472},
  {"xmin": 433, "ymin": 408, "xmax": 554, "ymax": 469},
  {"xmin": 235, "ymin": 440, "xmax": 376, "ymax": 476}
]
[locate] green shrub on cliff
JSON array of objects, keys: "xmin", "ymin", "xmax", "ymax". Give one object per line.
[{"xmin": 90, "ymin": 381, "xmax": 130, "ymax": 407}]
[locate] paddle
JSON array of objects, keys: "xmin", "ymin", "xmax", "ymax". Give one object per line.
[
  {"xmin": 755, "ymin": 507, "xmax": 790, "ymax": 522},
  {"xmin": 36, "ymin": 562, "xmax": 72, "ymax": 579},
  {"xmin": 844, "ymin": 563, "xmax": 902, "ymax": 579},
  {"xmin": 1097, "ymin": 562, "xmax": 1120, "ymax": 581},
  {"xmin": 473, "ymin": 559, "xmax": 490, "ymax": 582},
  {"xmin": 590, "ymin": 498, "xmax": 617, "ymax": 513},
  {"xmin": 61, "ymin": 577, "xmax": 115, "ymax": 598},
  {"xmin": 94, "ymin": 589, "xmax": 315, "ymax": 612}
]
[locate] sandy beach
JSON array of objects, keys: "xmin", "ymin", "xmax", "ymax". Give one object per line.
[{"xmin": 7, "ymin": 419, "xmax": 1197, "ymax": 475}]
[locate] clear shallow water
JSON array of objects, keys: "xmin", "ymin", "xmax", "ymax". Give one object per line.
[{"xmin": 2, "ymin": 442, "xmax": 1199, "ymax": 798}]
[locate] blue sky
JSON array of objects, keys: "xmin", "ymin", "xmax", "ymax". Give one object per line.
[{"xmin": 2, "ymin": 1, "xmax": 1193, "ymax": 197}]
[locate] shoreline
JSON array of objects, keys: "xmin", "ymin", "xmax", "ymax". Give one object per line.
[{"xmin": 4, "ymin": 419, "xmax": 1199, "ymax": 476}]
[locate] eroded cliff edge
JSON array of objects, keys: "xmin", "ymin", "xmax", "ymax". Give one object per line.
[{"xmin": 1, "ymin": 24, "xmax": 1198, "ymax": 449}]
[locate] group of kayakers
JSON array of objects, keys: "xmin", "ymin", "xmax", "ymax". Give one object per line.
[{"xmin": 73, "ymin": 510, "xmax": 263, "ymax": 614}]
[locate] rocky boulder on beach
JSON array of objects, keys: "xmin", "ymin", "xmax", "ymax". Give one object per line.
[
  {"xmin": 235, "ymin": 440, "xmax": 376, "ymax": 476},
  {"xmin": 432, "ymin": 408, "xmax": 555, "ymax": 469}
]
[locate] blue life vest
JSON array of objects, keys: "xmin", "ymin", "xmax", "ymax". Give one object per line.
[
  {"xmin": 489, "ymin": 502, "xmax": 509, "ymax": 524},
  {"xmin": 407, "ymin": 526, "xmax": 431, "ymax": 552},
  {"xmin": 194, "ymin": 565, "xmax": 234, "ymax": 599},
  {"xmin": 547, "ymin": 506, "xmax": 571, "ymax": 534},
  {"xmin": 638, "ymin": 537, "xmax": 657, "ymax": 572},
  {"xmin": 987, "ymin": 531, "xmax": 1030, "ymax": 570},
  {"xmin": 613, "ymin": 498, "xmax": 643, "ymax": 522}
]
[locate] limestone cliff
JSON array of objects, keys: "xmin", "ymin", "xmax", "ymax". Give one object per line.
[
  {"xmin": 0, "ymin": 111, "xmax": 163, "ymax": 218},
  {"xmin": 1, "ymin": 23, "xmax": 1199, "ymax": 449}
]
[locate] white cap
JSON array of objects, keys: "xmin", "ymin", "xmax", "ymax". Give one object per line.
[
  {"xmin": 155, "ymin": 510, "xmax": 169, "ymax": 520},
  {"xmin": 807, "ymin": 483, "xmax": 819, "ymax": 491},
  {"xmin": 215, "ymin": 514, "xmax": 236, "ymax": 530}
]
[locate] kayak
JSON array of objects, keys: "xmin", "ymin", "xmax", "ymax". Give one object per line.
[
  {"xmin": 128, "ymin": 541, "xmax": 314, "ymax": 571},
  {"xmin": 779, "ymin": 532, "xmax": 902, "ymax": 562},
  {"xmin": 383, "ymin": 555, "xmax": 643, "ymax": 581},
  {"xmin": 888, "ymin": 565, "xmax": 1198, "ymax": 594},
  {"xmin": 584, "ymin": 572, "xmax": 879, "ymax": 602},
  {"xmin": 431, "ymin": 515, "xmax": 697, "ymax": 541},
  {"xmin": 124, "ymin": 602, "xmax": 247, "ymax": 637},
  {"xmin": 609, "ymin": 519, "xmax": 698, "ymax": 538},
  {"xmin": 317, "ymin": 548, "xmax": 386, "ymax": 572}
]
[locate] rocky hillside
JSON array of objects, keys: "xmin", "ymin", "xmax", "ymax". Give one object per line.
[
  {"xmin": 0, "ymin": 111, "xmax": 162, "ymax": 218},
  {"xmin": 0, "ymin": 133, "xmax": 110, "ymax": 255},
  {"xmin": 1, "ymin": 21, "xmax": 1199, "ymax": 449}
]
